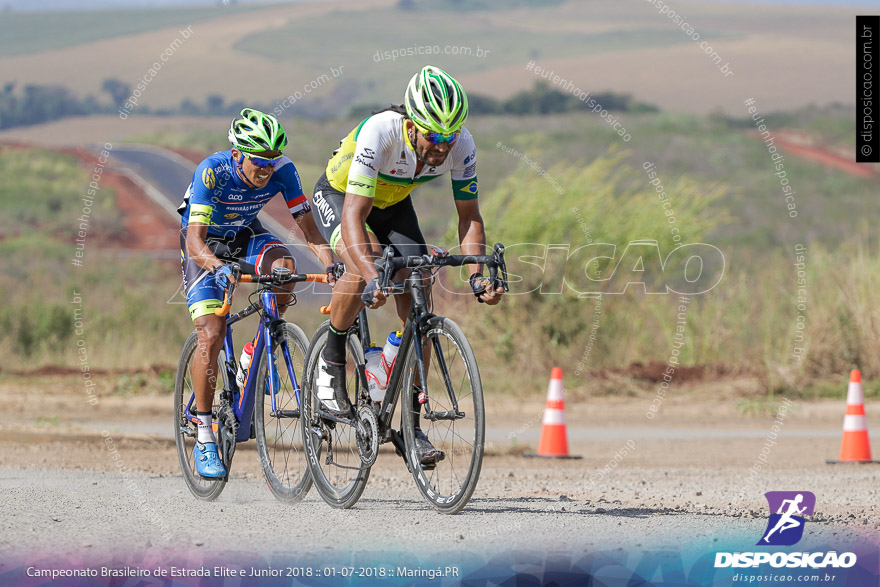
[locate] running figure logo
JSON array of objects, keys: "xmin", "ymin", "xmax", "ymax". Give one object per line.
[{"xmin": 758, "ymin": 491, "xmax": 816, "ymax": 546}]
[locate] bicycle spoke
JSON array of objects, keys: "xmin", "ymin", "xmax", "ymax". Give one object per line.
[
  {"xmin": 302, "ymin": 325, "xmax": 371, "ymax": 508},
  {"xmin": 255, "ymin": 322, "xmax": 312, "ymax": 503},
  {"xmin": 402, "ymin": 318, "xmax": 484, "ymax": 514}
]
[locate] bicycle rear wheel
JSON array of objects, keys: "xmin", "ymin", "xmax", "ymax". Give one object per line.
[
  {"xmin": 254, "ymin": 322, "xmax": 312, "ymax": 503},
  {"xmin": 301, "ymin": 322, "xmax": 371, "ymax": 508},
  {"xmin": 401, "ymin": 317, "xmax": 484, "ymax": 514},
  {"xmin": 173, "ymin": 330, "xmax": 227, "ymax": 501}
]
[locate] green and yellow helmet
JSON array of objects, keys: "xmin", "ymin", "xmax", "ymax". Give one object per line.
[
  {"xmin": 404, "ymin": 65, "xmax": 468, "ymax": 136},
  {"xmin": 228, "ymin": 108, "xmax": 288, "ymax": 153}
]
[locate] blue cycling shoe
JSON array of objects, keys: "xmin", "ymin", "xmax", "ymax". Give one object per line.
[{"xmin": 194, "ymin": 442, "xmax": 226, "ymax": 478}]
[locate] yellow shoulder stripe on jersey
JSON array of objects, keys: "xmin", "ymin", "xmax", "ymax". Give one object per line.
[
  {"xmin": 347, "ymin": 172, "xmax": 377, "ymax": 198},
  {"xmin": 189, "ymin": 203, "xmax": 213, "ymax": 224}
]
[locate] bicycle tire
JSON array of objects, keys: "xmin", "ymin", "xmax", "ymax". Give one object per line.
[
  {"xmin": 173, "ymin": 330, "xmax": 227, "ymax": 501},
  {"xmin": 400, "ymin": 317, "xmax": 484, "ymax": 514},
  {"xmin": 301, "ymin": 321, "xmax": 371, "ymax": 509},
  {"xmin": 254, "ymin": 322, "xmax": 313, "ymax": 503}
]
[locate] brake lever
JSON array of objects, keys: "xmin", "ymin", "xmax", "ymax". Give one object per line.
[
  {"xmin": 214, "ymin": 263, "xmax": 242, "ymax": 316},
  {"xmin": 374, "ymin": 248, "xmax": 394, "ymax": 293}
]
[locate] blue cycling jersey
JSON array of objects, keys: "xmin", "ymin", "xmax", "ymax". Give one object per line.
[{"xmin": 178, "ymin": 150, "xmax": 310, "ymax": 236}]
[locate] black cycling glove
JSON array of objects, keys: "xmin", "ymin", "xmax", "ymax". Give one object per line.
[
  {"xmin": 469, "ymin": 272, "xmax": 491, "ymax": 303},
  {"xmin": 361, "ymin": 278, "xmax": 381, "ymax": 306}
]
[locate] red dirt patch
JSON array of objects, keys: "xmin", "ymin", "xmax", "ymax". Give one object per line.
[
  {"xmin": 62, "ymin": 146, "xmax": 179, "ymax": 251},
  {"xmin": 2, "ymin": 141, "xmax": 178, "ymax": 251},
  {"xmin": 769, "ymin": 131, "xmax": 880, "ymax": 180},
  {"xmin": 1, "ymin": 364, "xmax": 174, "ymax": 377}
]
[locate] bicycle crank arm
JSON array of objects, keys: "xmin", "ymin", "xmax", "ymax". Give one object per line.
[
  {"xmin": 314, "ymin": 410, "xmax": 355, "ymax": 426},
  {"xmin": 271, "ymin": 409, "xmax": 300, "ymax": 418},
  {"xmin": 388, "ymin": 429, "xmax": 408, "ymax": 466},
  {"xmin": 423, "ymin": 410, "xmax": 466, "ymax": 421}
]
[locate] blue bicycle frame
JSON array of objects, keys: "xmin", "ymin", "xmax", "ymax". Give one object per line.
[{"xmin": 184, "ymin": 289, "xmax": 303, "ymax": 443}]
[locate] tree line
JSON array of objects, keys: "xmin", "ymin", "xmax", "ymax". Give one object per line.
[{"xmin": 0, "ymin": 78, "xmax": 659, "ymax": 131}]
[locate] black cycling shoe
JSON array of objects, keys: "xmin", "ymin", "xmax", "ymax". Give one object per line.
[
  {"xmin": 316, "ymin": 353, "xmax": 352, "ymax": 414},
  {"xmin": 413, "ymin": 427, "xmax": 445, "ymax": 469}
]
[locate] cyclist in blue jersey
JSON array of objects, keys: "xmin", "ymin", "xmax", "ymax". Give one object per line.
[{"xmin": 178, "ymin": 108, "xmax": 334, "ymax": 478}]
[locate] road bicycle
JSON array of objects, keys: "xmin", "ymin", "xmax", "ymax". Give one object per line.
[
  {"xmin": 301, "ymin": 244, "xmax": 508, "ymax": 514},
  {"xmin": 173, "ymin": 264, "xmax": 327, "ymax": 502}
]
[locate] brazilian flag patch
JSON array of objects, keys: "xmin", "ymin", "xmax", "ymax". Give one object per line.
[
  {"xmin": 202, "ymin": 168, "xmax": 216, "ymax": 189},
  {"xmin": 460, "ymin": 180, "xmax": 478, "ymax": 194}
]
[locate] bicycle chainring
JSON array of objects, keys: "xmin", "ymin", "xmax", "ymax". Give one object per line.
[{"xmin": 356, "ymin": 406, "xmax": 379, "ymax": 466}]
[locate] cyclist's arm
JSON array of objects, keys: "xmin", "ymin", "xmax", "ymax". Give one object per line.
[
  {"xmin": 454, "ymin": 198, "xmax": 487, "ymax": 277},
  {"xmin": 339, "ymin": 116, "xmax": 388, "ymax": 281},
  {"xmin": 184, "ymin": 168, "xmax": 226, "ymax": 275},
  {"xmin": 275, "ymin": 160, "xmax": 336, "ymax": 268},
  {"xmin": 341, "ymin": 193, "xmax": 378, "ymax": 282},
  {"xmin": 449, "ymin": 131, "xmax": 484, "ymax": 277},
  {"xmin": 185, "ymin": 221, "xmax": 225, "ymax": 273},
  {"xmin": 455, "ymin": 198, "xmax": 502, "ymax": 304},
  {"xmin": 297, "ymin": 210, "xmax": 335, "ymax": 268}
]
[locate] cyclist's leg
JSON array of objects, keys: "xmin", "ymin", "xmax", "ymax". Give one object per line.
[
  {"xmin": 311, "ymin": 177, "xmax": 380, "ymax": 356},
  {"xmin": 181, "ymin": 233, "xmax": 228, "ymax": 477},
  {"xmin": 365, "ymin": 196, "xmax": 429, "ymax": 324},
  {"xmin": 181, "ymin": 229, "xmax": 227, "ymax": 418},
  {"xmin": 242, "ymin": 220, "xmax": 296, "ymax": 313},
  {"xmin": 310, "ymin": 176, "xmax": 377, "ymax": 411}
]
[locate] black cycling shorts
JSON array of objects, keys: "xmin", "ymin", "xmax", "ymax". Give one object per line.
[{"xmin": 311, "ymin": 172, "xmax": 428, "ymax": 258}]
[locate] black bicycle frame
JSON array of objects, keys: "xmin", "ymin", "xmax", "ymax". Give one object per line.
[{"xmin": 359, "ymin": 269, "xmax": 457, "ymax": 435}]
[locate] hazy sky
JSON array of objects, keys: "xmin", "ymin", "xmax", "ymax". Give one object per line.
[{"xmin": 3, "ymin": 0, "xmax": 878, "ymax": 11}]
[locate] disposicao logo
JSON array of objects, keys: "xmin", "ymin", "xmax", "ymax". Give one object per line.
[
  {"xmin": 759, "ymin": 490, "xmax": 815, "ymax": 546},
  {"xmin": 714, "ymin": 491, "xmax": 857, "ymax": 569}
]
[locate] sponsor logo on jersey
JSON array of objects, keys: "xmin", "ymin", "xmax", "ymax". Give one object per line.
[
  {"xmin": 330, "ymin": 152, "xmax": 353, "ymax": 174},
  {"xmin": 227, "ymin": 193, "xmax": 243, "ymax": 201},
  {"xmin": 355, "ymin": 155, "xmax": 376, "ymax": 170},
  {"xmin": 464, "ymin": 162, "xmax": 477, "ymax": 177},
  {"xmin": 313, "ymin": 191, "xmax": 336, "ymax": 228},
  {"xmin": 202, "ymin": 168, "xmax": 216, "ymax": 189},
  {"xmin": 361, "ymin": 147, "xmax": 376, "ymax": 160},
  {"xmin": 460, "ymin": 180, "xmax": 478, "ymax": 194},
  {"xmin": 463, "ymin": 149, "xmax": 475, "ymax": 165},
  {"xmin": 224, "ymin": 213, "xmax": 240, "ymax": 219}
]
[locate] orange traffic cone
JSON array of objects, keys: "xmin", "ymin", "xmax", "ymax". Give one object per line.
[
  {"xmin": 525, "ymin": 368, "xmax": 582, "ymax": 459},
  {"xmin": 827, "ymin": 370, "xmax": 878, "ymax": 464}
]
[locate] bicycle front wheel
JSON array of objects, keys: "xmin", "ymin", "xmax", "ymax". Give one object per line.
[
  {"xmin": 301, "ymin": 322, "xmax": 371, "ymax": 509},
  {"xmin": 401, "ymin": 317, "xmax": 485, "ymax": 514},
  {"xmin": 173, "ymin": 330, "xmax": 227, "ymax": 501},
  {"xmin": 254, "ymin": 322, "xmax": 312, "ymax": 503}
]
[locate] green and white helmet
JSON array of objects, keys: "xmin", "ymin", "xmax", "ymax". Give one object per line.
[
  {"xmin": 228, "ymin": 108, "xmax": 288, "ymax": 153},
  {"xmin": 404, "ymin": 65, "xmax": 468, "ymax": 135}
]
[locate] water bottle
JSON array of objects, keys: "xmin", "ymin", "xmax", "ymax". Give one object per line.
[
  {"xmin": 236, "ymin": 341, "xmax": 254, "ymax": 388},
  {"xmin": 380, "ymin": 330, "xmax": 402, "ymax": 378},
  {"xmin": 364, "ymin": 346, "xmax": 386, "ymax": 402}
]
